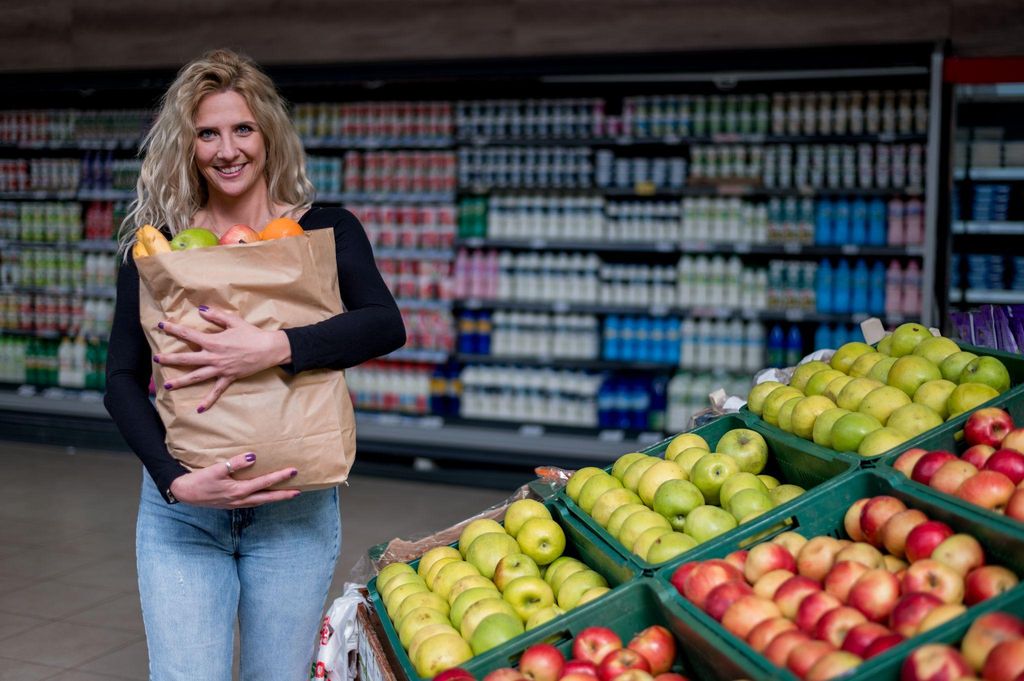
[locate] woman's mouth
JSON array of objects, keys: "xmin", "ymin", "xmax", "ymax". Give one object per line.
[{"xmin": 215, "ymin": 164, "xmax": 245, "ymax": 178}]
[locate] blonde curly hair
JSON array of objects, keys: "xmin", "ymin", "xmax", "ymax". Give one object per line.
[{"xmin": 118, "ymin": 48, "xmax": 314, "ymax": 257}]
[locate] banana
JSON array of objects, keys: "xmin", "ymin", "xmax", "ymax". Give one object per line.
[{"xmin": 133, "ymin": 224, "xmax": 172, "ymax": 258}]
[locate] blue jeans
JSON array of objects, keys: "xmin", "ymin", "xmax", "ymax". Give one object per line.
[{"xmin": 136, "ymin": 470, "xmax": 341, "ymax": 681}]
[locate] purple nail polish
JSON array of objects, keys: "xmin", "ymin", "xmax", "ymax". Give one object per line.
[
  {"xmin": 290, "ymin": 469, "xmax": 298, "ymax": 477},
  {"xmin": 196, "ymin": 405, "xmax": 205, "ymax": 414},
  {"xmin": 245, "ymin": 453, "xmax": 256, "ymax": 462},
  {"xmin": 157, "ymin": 322, "xmax": 164, "ymax": 330},
  {"xmin": 163, "ymin": 382, "xmax": 172, "ymax": 390},
  {"xmin": 153, "ymin": 356, "xmax": 160, "ymax": 364},
  {"xmin": 198, "ymin": 305, "xmax": 209, "ymax": 312}
]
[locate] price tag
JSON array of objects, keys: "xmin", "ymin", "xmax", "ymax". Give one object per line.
[
  {"xmin": 635, "ymin": 181, "xmax": 657, "ymax": 196},
  {"xmin": 519, "ymin": 424, "xmax": 545, "ymax": 437}
]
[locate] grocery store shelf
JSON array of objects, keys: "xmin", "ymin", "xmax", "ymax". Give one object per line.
[
  {"xmin": 316, "ymin": 191, "xmax": 455, "ymax": 204},
  {"xmin": 380, "ymin": 349, "xmax": 449, "ymax": 363},
  {"xmin": 457, "ymin": 133, "xmax": 927, "ymax": 147},
  {"xmin": 460, "ymin": 184, "xmax": 924, "ymax": 198},
  {"xmin": 394, "ymin": 298, "xmax": 453, "ymax": 311},
  {"xmin": 954, "ymin": 167, "xmax": 1024, "ymax": 181},
  {"xmin": 949, "ymin": 288, "xmax": 1024, "ymax": 304},
  {"xmin": 0, "ymin": 284, "xmax": 116, "ymax": 298},
  {"xmin": 456, "ymin": 352, "xmax": 675, "ymax": 371},
  {"xmin": 77, "ymin": 189, "xmax": 135, "ymax": 201},
  {"xmin": 0, "ymin": 238, "xmax": 118, "ymax": 252},
  {"xmin": 952, "ymin": 221, "xmax": 1024, "ymax": 235},
  {"xmin": 956, "ymin": 83, "xmax": 1024, "ymax": 102},
  {"xmin": 374, "ymin": 247, "xmax": 452, "ymax": 261},
  {"xmin": 0, "ymin": 139, "xmax": 141, "ymax": 151},
  {"xmin": 0, "ymin": 190, "xmax": 77, "ymax": 200},
  {"xmin": 302, "ymin": 137, "xmax": 452, "ymax": 150}
]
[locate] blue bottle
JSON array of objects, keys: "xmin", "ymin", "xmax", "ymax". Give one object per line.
[
  {"xmin": 604, "ymin": 315, "xmax": 620, "ymax": 361},
  {"xmin": 814, "ymin": 323, "xmax": 832, "ymax": 351},
  {"xmin": 815, "ymin": 199, "xmax": 833, "ymax": 246},
  {"xmin": 786, "ymin": 325, "xmax": 803, "ymax": 366},
  {"xmin": 851, "ymin": 259, "xmax": 869, "ymax": 315},
  {"xmin": 868, "ymin": 199, "xmax": 887, "ymax": 246},
  {"xmin": 767, "ymin": 324, "xmax": 785, "ymax": 368},
  {"xmin": 597, "ymin": 379, "xmax": 614, "ymax": 429},
  {"xmin": 833, "ymin": 199, "xmax": 851, "ymax": 245},
  {"xmin": 832, "ymin": 259, "xmax": 851, "ymax": 314},
  {"xmin": 632, "ymin": 380, "xmax": 651, "ymax": 430},
  {"xmin": 851, "ymin": 199, "xmax": 868, "ymax": 245},
  {"xmin": 636, "ymin": 317, "xmax": 653, "ymax": 363},
  {"xmin": 616, "ymin": 380, "xmax": 633, "ymax": 430},
  {"xmin": 648, "ymin": 375, "xmax": 667, "ymax": 432},
  {"xmin": 816, "ymin": 259, "xmax": 833, "ymax": 314},
  {"xmin": 869, "ymin": 261, "xmax": 886, "ymax": 316}
]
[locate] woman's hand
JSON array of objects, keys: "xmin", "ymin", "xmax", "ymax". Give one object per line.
[
  {"xmin": 169, "ymin": 452, "xmax": 300, "ymax": 508},
  {"xmin": 154, "ymin": 306, "xmax": 292, "ymax": 412}
]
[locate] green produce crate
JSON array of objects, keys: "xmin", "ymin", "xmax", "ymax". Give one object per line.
[
  {"xmin": 878, "ymin": 388, "xmax": 1024, "ymax": 540},
  {"xmin": 461, "ymin": 578, "xmax": 774, "ymax": 681},
  {"xmin": 653, "ymin": 468, "xmax": 1024, "ymax": 681},
  {"xmin": 367, "ymin": 499, "xmax": 641, "ymax": 681},
  {"xmin": 559, "ymin": 414, "xmax": 858, "ymax": 574}
]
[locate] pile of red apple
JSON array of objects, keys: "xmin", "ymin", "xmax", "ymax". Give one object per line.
[
  {"xmin": 900, "ymin": 610, "xmax": 1024, "ymax": 681},
  {"xmin": 434, "ymin": 625, "xmax": 687, "ymax": 681},
  {"xmin": 892, "ymin": 407, "xmax": 1024, "ymax": 520},
  {"xmin": 666, "ymin": 494, "xmax": 1020, "ymax": 680}
]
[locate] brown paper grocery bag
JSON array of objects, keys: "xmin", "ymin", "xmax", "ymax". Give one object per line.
[{"xmin": 135, "ymin": 228, "xmax": 356, "ymax": 491}]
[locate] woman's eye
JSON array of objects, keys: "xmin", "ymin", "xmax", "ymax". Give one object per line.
[
  {"xmin": 236, "ymin": 125, "xmax": 253, "ymax": 135},
  {"xmin": 198, "ymin": 129, "xmax": 216, "ymax": 140}
]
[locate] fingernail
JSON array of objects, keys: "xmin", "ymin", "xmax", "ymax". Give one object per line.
[
  {"xmin": 196, "ymin": 406, "xmax": 205, "ymax": 414},
  {"xmin": 290, "ymin": 469, "xmax": 298, "ymax": 477},
  {"xmin": 157, "ymin": 322, "xmax": 164, "ymax": 330},
  {"xmin": 198, "ymin": 305, "xmax": 209, "ymax": 312},
  {"xmin": 245, "ymin": 453, "xmax": 256, "ymax": 462},
  {"xmin": 153, "ymin": 356, "xmax": 160, "ymax": 364},
  {"xmin": 163, "ymin": 382, "xmax": 172, "ymax": 389}
]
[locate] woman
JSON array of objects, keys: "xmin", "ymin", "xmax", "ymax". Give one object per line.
[{"xmin": 105, "ymin": 49, "xmax": 405, "ymax": 680}]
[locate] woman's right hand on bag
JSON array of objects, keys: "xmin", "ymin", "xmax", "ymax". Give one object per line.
[{"xmin": 168, "ymin": 452, "xmax": 301, "ymax": 508}]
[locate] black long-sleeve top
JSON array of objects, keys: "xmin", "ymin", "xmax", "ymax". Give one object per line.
[{"xmin": 104, "ymin": 207, "xmax": 406, "ymax": 503}]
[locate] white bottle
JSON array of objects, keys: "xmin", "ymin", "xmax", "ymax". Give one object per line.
[{"xmin": 745, "ymin": 320, "xmax": 766, "ymax": 372}]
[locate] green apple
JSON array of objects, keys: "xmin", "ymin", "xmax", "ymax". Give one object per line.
[
  {"xmin": 637, "ymin": 460, "xmax": 688, "ymax": 506},
  {"xmin": 663, "ymin": 432, "xmax": 710, "ymax": 460},
  {"xmin": 790, "ymin": 360, "xmax": 832, "ymax": 392},
  {"xmin": 470, "ymin": 613, "xmax": 524, "ymax": 655},
  {"xmin": 836, "ymin": 377, "xmax": 884, "ymax": 411},
  {"xmin": 715, "ymin": 428, "xmax": 769, "ymax": 474},
  {"xmin": 589, "ymin": 487, "xmax": 643, "ymax": 527},
  {"xmin": 407, "ymin": 624, "xmax": 461, "ymax": 668},
  {"xmin": 577, "ymin": 473, "xmax": 624, "ymax": 514},
  {"xmin": 547, "ymin": 562, "xmax": 588, "ymax": 594},
  {"xmin": 876, "ymin": 334, "xmax": 893, "ymax": 355},
  {"xmin": 395, "ymin": 591, "xmax": 450, "ymax": 625},
  {"xmin": 769, "ymin": 483, "xmax": 805, "ymax": 506},
  {"xmin": 450, "ymin": 587, "xmax": 499, "ymax": 628},
  {"xmin": 887, "ymin": 403, "xmax": 943, "ymax": 438},
  {"xmin": 376, "ymin": 562, "xmax": 416, "ymax": 594},
  {"xmin": 424, "ymin": 557, "xmax": 462, "ymax": 591},
  {"xmin": 411, "ymin": 632, "xmax": 473, "ymax": 679},
  {"xmin": 447, "ymin": 575, "xmax": 498, "ymax": 604},
  {"xmin": 433, "ymin": 561, "xmax": 483, "ymax": 601},
  {"xmin": 398, "ymin": 606, "xmax": 452, "ymax": 648},
  {"xmin": 169, "ymin": 227, "xmax": 219, "ymax": 250},
  {"xmin": 458, "ymin": 519, "xmax": 505, "ymax": 557},
  {"xmin": 459, "ymin": 598, "xmax": 519, "ymax": 641},
  {"xmin": 762, "ymin": 387, "xmax": 805, "ymax": 426},
  {"xmin": 565, "ymin": 467, "xmax": 605, "ymax": 502},
  {"xmin": 719, "ymin": 472, "xmax": 768, "ymax": 509},
  {"xmin": 606, "ymin": 503, "xmax": 648, "ymax": 538},
  {"xmin": 831, "ymin": 341, "xmax": 875, "ymax": 373},
  {"xmin": 379, "ymin": 571, "xmax": 425, "ymax": 604},
  {"xmin": 516, "ymin": 518, "xmax": 566, "ymax": 566},
  {"xmin": 812, "ymin": 407, "xmax": 851, "ymax": 448},
  {"xmin": 913, "ymin": 336, "xmax": 961, "ymax": 366},
  {"xmin": 858, "ymin": 385, "xmax": 912, "ymax": 426},
  {"xmin": 959, "ymin": 356, "xmax": 1011, "ymax": 394},
  {"xmin": 913, "ymin": 379, "xmax": 957, "ymax": 420},
  {"xmin": 617, "ymin": 510, "xmax": 671, "ymax": 549},
  {"xmin": 866, "ymin": 356, "xmax": 899, "ymax": 384},
  {"xmin": 857, "ymin": 427, "xmax": 909, "ymax": 457},
  {"xmin": 830, "ymin": 411, "xmax": 883, "ymax": 452},
  {"xmin": 887, "ymin": 355, "xmax": 942, "ymax": 397},
  {"xmin": 501, "ymin": 576, "xmax": 555, "ymax": 622},
  {"xmin": 848, "ymin": 352, "xmax": 887, "ymax": 378},
  {"xmin": 940, "ymin": 351, "xmax": 978, "ymax": 383},
  {"xmin": 503, "ymin": 499, "xmax": 551, "ymax": 538},
  {"xmin": 632, "ymin": 526, "xmax": 673, "ymax": 559},
  {"xmin": 947, "ymin": 382, "xmax": 1000, "ymax": 417},
  {"xmin": 543, "ymin": 557, "xmax": 583, "ymax": 589},
  {"xmin": 746, "ymin": 381, "xmax": 786, "ymax": 417},
  {"xmin": 611, "ymin": 452, "xmax": 647, "ymax": 481},
  {"xmin": 758, "ymin": 474, "xmax": 781, "ymax": 490},
  {"xmin": 823, "ymin": 375, "xmax": 855, "ymax": 404},
  {"xmin": 652, "ymin": 479, "xmax": 705, "ymax": 531},
  {"xmin": 791, "ymin": 395, "xmax": 837, "ymax": 440},
  {"xmin": 493, "ymin": 553, "xmax": 540, "ymax": 592},
  {"xmin": 525, "ymin": 605, "xmax": 564, "ymax": 630},
  {"xmin": 386, "ymin": 582, "xmax": 430, "ymax": 619},
  {"xmin": 465, "ymin": 532, "xmax": 520, "ymax": 580},
  {"xmin": 417, "ymin": 546, "xmax": 461, "ymax": 581},
  {"xmin": 683, "ymin": 505, "xmax": 738, "ymax": 544},
  {"xmin": 675, "ymin": 447, "xmax": 713, "ymax": 476},
  {"xmin": 805, "ymin": 369, "xmax": 845, "ymax": 397},
  {"xmin": 691, "ymin": 452, "xmax": 742, "ymax": 505},
  {"xmin": 577, "ymin": 586, "xmax": 611, "ymax": 606},
  {"xmin": 645, "ymin": 532, "xmax": 698, "ymax": 563},
  {"xmin": 621, "ymin": 457, "xmax": 659, "ymax": 494},
  {"xmin": 727, "ymin": 488, "xmax": 774, "ymax": 521},
  {"xmin": 889, "ymin": 322, "xmax": 934, "ymax": 357},
  {"xmin": 556, "ymin": 570, "xmax": 608, "ymax": 610}
]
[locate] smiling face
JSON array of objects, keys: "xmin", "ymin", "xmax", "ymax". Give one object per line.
[{"xmin": 193, "ymin": 89, "xmax": 268, "ymax": 205}]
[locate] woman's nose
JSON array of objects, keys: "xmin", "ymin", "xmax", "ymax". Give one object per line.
[{"xmin": 216, "ymin": 136, "xmax": 236, "ymax": 159}]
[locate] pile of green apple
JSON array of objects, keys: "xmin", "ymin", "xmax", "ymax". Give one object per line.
[
  {"xmin": 374, "ymin": 500, "xmax": 612, "ymax": 678},
  {"xmin": 747, "ymin": 322, "xmax": 1013, "ymax": 458},
  {"xmin": 564, "ymin": 429, "xmax": 805, "ymax": 564}
]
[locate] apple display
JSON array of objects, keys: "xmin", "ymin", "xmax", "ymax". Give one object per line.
[
  {"xmin": 714, "ymin": 428, "xmax": 769, "ymax": 475},
  {"xmin": 823, "ymin": 376, "xmax": 856, "ymax": 405},
  {"xmin": 913, "ymin": 336, "xmax": 961, "ymax": 365},
  {"xmin": 901, "ymin": 559, "xmax": 965, "ymax": 605},
  {"xmin": 930, "ymin": 533, "xmax": 985, "ymax": 577},
  {"xmin": 572, "ymin": 626, "xmax": 623, "ymax": 665},
  {"xmin": 612, "ymin": 452, "xmax": 650, "ymax": 481},
  {"xmin": 424, "ymin": 558, "xmax": 464, "ymax": 592},
  {"xmin": 618, "ymin": 511, "xmax": 672, "ymax": 552},
  {"xmin": 888, "ymin": 592, "xmax": 944, "ymax": 638},
  {"xmin": 835, "ymin": 542, "xmax": 885, "ymax": 570},
  {"xmin": 494, "ymin": 554, "xmax": 541, "ymax": 592},
  {"xmin": 396, "ymin": 607, "xmax": 452, "ymax": 648},
  {"xmin": 956, "ymin": 470, "xmax": 1016, "ymax": 511},
  {"xmin": 466, "ymin": 532, "xmax": 521, "ymax": 580},
  {"xmin": 858, "ymin": 386, "xmax": 913, "ymax": 426},
  {"xmin": 861, "ymin": 632, "xmax": 904, "ymax": 659},
  {"xmin": 683, "ymin": 505, "xmax": 738, "ymax": 545},
  {"xmin": 984, "ymin": 449, "xmax": 1024, "ymax": 485},
  {"xmin": 805, "ymin": 651, "xmax": 863, "ymax": 681},
  {"xmin": 516, "ymin": 518, "xmax": 566, "ymax": 567},
  {"xmin": 606, "ymin": 504, "xmax": 649, "ymax": 539},
  {"xmin": 888, "ymin": 403, "xmax": 944, "ymax": 439},
  {"xmin": 556, "ymin": 570, "xmax": 608, "ymax": 610},
  {"xmin": 458, "ymin": 597, "xmax": 518, "ymax": 641},
  {"xmin": 633, "ymin": 527, "xmax": 674, "ymax": 561},
  {"xmin": 772, "ymin": 531, "xmax": 808, "ymax": 558},
  {"xmin": 912, "ymin": 379, "xmax": 958, "ymax": 420},
  {"xmin": 929, "ymin": 460, "xmax": 979, "ymax": 496},
  {"xmin": 867, "ymin": 356, "xmax": 899, "ymax": 385},
  {"xmin": 578, "ymin": 474, "xmax": 626, "ymax": 514},
  {"xmin": 663, "ymin": 432, "xmax": 710, "ymax": 461},
  {"xmin": 502, "ymin": 576, "xmax": 555, "ymax": 622},
  {"xmin": 847, "ymin": 569, "xmax": 900, "ymax": 622},
  {"xmin": 844, "ymin": 498, "xmax": 871, "ymax": 541},
  {"xmin": 746, "ymin": 616, "xmax": 797, "ymax": 653},
  {"xmin": 720, "ymin": 594, "xmax": 783, "ymax": 639},
  {"xmin": 831, "ymin": 411, "xmax": 884, "ymax": 453},
  {"xmin": 637, "ymin": 460, "xmax": 689, "ymax": 507},
  {"xmin": 805, "ymin": 370, "xmax": 846, "ymax": 398},
  {"xmin": 959, "ymin": 356, "xmax": 1011, "ymax": 394},
  {"xmin": 768, "ymin": 484, "xmax": 805, "ymax": 508},
  {"xmin": 652, "ymin": 480, "xmax": 704, "ymax": 531},
  {"xmin": 727, "ymin": 489, "xmax": 774, "ymax": 521},
  {"xmin": 459, "ymin": 519, "xmax": 507, "ymax": 557},
  {"xmin": 566, "ymin": 468, "xmax": 607, "ymax": 503},
  {"xmin": 961, "ymin": 612, "xmax": 1024, "ymax": 673},
  {"xmin": 824, "ymin": 561, "xmax": 870, "ymax": 603},
  {"xmin": 948, "ymin": 382, "xmax": 1001, "ymax": 418},
  {"xmin": 880, "ymin": 508, "xmax": 929, "ymax": 559},
  {"xmin": 504, "ymin": 499, "xmax": 552, "ymax": 539},
  {"xmin": 1002, "ymin": 427, "xmax": 1024, "ymax": 453},
  {"xmin": 962, "ymin": 444, "xmax": 997, "ymax": 470},
  {"xmin": 591, "ymin": 488, "xmax": 645, "ymax": 527},
  {"xmin": 394, "ymin": 591, "xmax": 450, "ymax": 625},
  {"xmin": 1007, "ymin": 488, "xmax": 1024, "ymax": 521},
  {"xmin": 408, "ymin": 624, "xmax": 461, "ymax": 667},
  {"xmin": 705, "ymin": 580, "xmax": 755, "ymax": 621},
  {"xmin": 841, "ymin": 622, "xmax": 892, "ymax": 657},
  {"xmin": 914, "ymin": 603, "xmax": 966, "ymax": 635},
  {"xmin": 754, "ymin": 569, "xmax": 796, "ymax": 600},
  {"xmin": 982, "ymin": 638, "xmax": 1024, "ymax": 681},
  {"xmin": 764, "ymin": 630, "xmax": 811, "ymax": 667},
  {"xmin": 831, "ymin": 341, "xmax": 876, "ymax": 373},
  {"xmin": 626, "ymin": 625, "xmax": 676, "ymax": 675},
  {"xmin": 433, "ymin": 667, "xmax": 474, "ymax": 681},
  {"xmin": 681, "ymin": 560, "xmax": 744, "ymax": 610},
  {"xmin": 469, "ymin": 612, "xmax": 524, "ymax": 655},
  {"xmin": 518, "ymin": 643, "xmax": 565, "ymax": 681},
  {"xmin": 911, "ymin": 451, "xmax": 959, "ymax": 485},
  {"xmin": 561, "ymin": 660, "xmax": 598, "ymax": 678},
  {"xmin": 646, "ymin": 532, "xmax": 698, "ymax": 564},
  {"xmin": 790, "ymin": 395, "xmax": 838, "ymax": 439},
  {"xmin": 797, "ymin": 536, "xmax": 846, "ymax": 582},
  {"xmin": 815, "ymin": 605, "xmax": 868, "ymax": 648},
  {"xmin": 887, "ymin": 355, "xmax": 942, "ymax": 398},
  {"xmin": 773, "ymin": 575, "xmax": 824, "ymax": 620},
  {"xmin": 904, "ymin": 520, "xmax": 955, "ymax": 563},
  {"xmin": 724, "ymin": 549, "xmax": 748, "ymax": 574},
  {"xmin": 860, "ymin": 495, "xmax": 909, "ymax": 547},
  {"xmin": 964, "ymin": 565, "xmax": 1019, "ymax": 605},
  {"xmin": 964, "ymin": 407, "xmax": 1015, "ymax": 448},
  {"xmin": 884, "ymin": 555, "xmax": 908, "ymax": 574},
  {"xmin": 790, "ymin": 360, "xmax": 833, "ymax": 392},
  {"xmin": 794, "ymin": 590, "xmax": 842, "ymax": 634},
  {"xmin": 411, "ymin": 632, "xmax": 474, "ymax": 678},
  {"xmin": 762, "ymin": 387, "xmax": 805, "ymax": 426},
  {"xmin": 939, "ymin": 350, "xmax": 979, "ymax": 383},
  {"xmin": 813, "ymin": 407, "xmax": 852, "ymax": 448},
  {"xmin": 893, "ymin": 448, "xmax": 929, "ymax": 479},
  {"xmin": 596, "ymin": 647, "xmax": 650, "ymax": 681},
  {"xmin": 577, "ymin": 586, "xmax": 610, "ymax": 606},
  {"xmin": 786, "ymin": 639, "xmax": 836, "ymax": 679},
  {"xmin": 900, "ymin": 644, "xmax": 971, "ymax": 681},
  {"xmin": 858, "ymin": 427, "xmax": 911, "ymax": 457},
  {"xmin": 888, "ymin": 323, "xmax": 934, "ymax": 357},
  {"xmin": 718, "ymin": 472, "xmax": 768, "ymax": 510},
  {"xmin": 848, "ymin": 352, "xmax": 887, "ymax": 379},
  {"xmin": 376, "ymin": 561, "xmax": 417, "ymax": 593},
  {"xmin": 744, "ymin": 542, "xmax": 797, "ymax": 583}
]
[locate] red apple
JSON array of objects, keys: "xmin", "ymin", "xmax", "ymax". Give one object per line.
[
  {"xmin": 889, "ymin": 592, "xmax": 945, "ymax": 638},
  {"xmin": 572, "ymin": 627, "xmax": 623, "ymax": 666},
  {"xmin": 653, "ymin": 675, "xmax": 687, "ymax": 681},
  {"xmin": 905, "ymin": 521, "xmax": 955, "ymax": 562},
  {"xmin": 911, "ymin": 452, "xmax": 959, "ymax": 486},
  {"xmin": 961, "ymin": 612, "xmax": 1024, "ymax": 673},
  {"xmin": 900, "ymin": 643, "xmax": 971, "ymax": 681},
  {"xmin": 805, "ymin": 651, "xmax": 863, "ymax": 681},
  {"xmin": 773, "ymin": 532, "xmax": 809, "ymax": 559},
  {"xmin": 774, "ymin": 575, "xmax": 824, "ymax": 620},
  {"xmin": 435, "ymin": 668, "xmax": 475, "ymax": 681},
  {"xmin": 931, "ymin": 533, "xmax": 985, "ymax": 577},
  {"xmin": 844, "ymin": 498, "xmax": 871, "ymax": 541},
  {"xmin": 1008, "ymin": 489, "xmax": 1024, "ymax": 521},
  {"xmin": 863, "ymin": 632, "xmax": 905, "ymax": 659},
  {"xmin": 627, "ymin": 625, "xmax": 676, "ymax": 676},
  {"xmin": 484, "ymin": 669, "xmax": 525, "ymax": 681},
  {"xmin": 841, "ymin": 622, "xmax": 893, "ymax": 656},
  {"xmin": 764, "ymin": 630, "xmax": 811, "ymax": 668},
  {"xmin": 982, "ymin": 639, "xmax": 1024, "ymax": 681},
  {"xmin": 753, "ymin": 569, "xmax": 796, "ymax": 600},
  {"xmin": 825, "ymin": 561, "xmax": 871, "ymax": 603},
  {"xmin": 720, "ymin": 595, "xmax": 783, "ymax": 640},
  {"xmin": 518, "ymin": 645, "xmax": 564, "ymax": 681},
  {"xmin": 681, "ymin": 560, "xmax": 744, "ymax": 610},
  {"xmin": 217, "ymin": 223, "xmax": 261, "ymax": 245},
  {"xmin": 668, "ymin": 563, "xmax": 700, "ymax": 597},
  {"xmin": 901, "ymin": 559, "xmax": 965, "ymax": 604},
  {"xmin": 704, "ymin": 580, "xmax": 754, "ymax": 621},
  {"xmin": 957, "ymin": 471, "xmax": 1016, "ymax": 511},
  {"xmin": 965, "ymin": 408, "xmax": 1015, "ymax": 448},
  {"xmin": 963, "ymin": 444, "xmax": 998, "ymax": 470},
  {"xmin": 882, "ymin": 509, "xmax": 930, "ymax": 559},
  {"xmin": 835, "ymin": 542, "xmax": 885, "ymax": 570},
  {"xmin": 597, "ymin": 648, "xmax": 650, "ymax": 681},
  {"xmin": 746, "ymin": 617, "xmax": 797, "ymax": 653},
  {"xmin": 930, "ymin": 460, "xmax": 980, "ymax": 495},
  {"xmin": 797, "ymin": 536, "xmax": 845, "ymax": 582},
  {"xmin": 816, "ymin": 605, "xmax": 869, "ymax": 648},
  {"xmin": 1003, "ymin": 427, "xmax": 1024, "ymax": 453},
  {"xmin": 885, "ymin": 555, "xmax": 909, "ymax": 574},
  {"xmin": 964, "ymin": 565, "xmax": 1020, "ymax": 605},
  {"xmin": 725, "ymin": 550, "xmax": 748, "ymax": 573},
  {"xmin": 608, "ymin": 671, "xmax": 654, "ymax": 681},
  {"xmin": 893, "ymin": 448, "xmax": 929, "ymax": 479},
  {"xmin": 787, "ymin": 640, "xmax": 836, "ymax": 679},
  {"xmin": 795, "ymin": 591, "xmax": 843, "ymax": 634},
  {"xmin": 985, "ymin": 449, "xmax": 1024, "ymax": 485},
  {"xmin": 860, "ymin": 496, "xmax": 909, "ymax": 547},
  {"xmin": 848, "ymin": 569, "xmax": 901, "ymax": 622},
  {"xmin": 915, "ymin": 603, "xmax": 966, "ymax": 636},
  {"xmin": 744, "ymin": 542, "xmax": 797, "ymax": 584},
  {"xmin": 561, "ymin": 673, "xmax": 601, "ymax": 681},
  {"xmin": 562, "ymin": 660, "xmax": 599, "ymax": 677}
]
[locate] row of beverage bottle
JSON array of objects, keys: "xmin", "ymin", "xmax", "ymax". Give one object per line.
[
  {"xmin": 0, "ymin": 156, "xmax": 140, "ymax": 194},
  {"xmin": 307, "ymin": 156, "xmax": 344, "ymax": 195},
  {"xmin": 814, "ymin": 258, "xmax": 922, "ymax": 317},
  {"xmin": 295, "ymin": 102, "xmax": 454, "ymax": 144},
  {"xmin": 460, "ymin": 365, "xmax": 603, "ymax": 428},
  {"xmin": 348, "ymin": 203, "xmax": 458, "ymax": 251},
  {"xmin": 593, "ymin": 151, "xmax": 688, "ymax": 191},
  {"xmin": 457, "ymin": 311, "xmax": 600, "ymax": 360},
  {"xmin": 341, "ymin": 151, "xmax": 456, "ymax": 196},
  {"xmin": 0, "ymin": 335, "xmax": 108, "ymax": 390},
  {"xmin": 666, "ymin": 371, "xmax": 753, "ymax": 433},
  {"xmin": 400, "ymin": 308, "xmax": 456, "ymax": 354},
  {"xmin": 0, "ymin": 248, "xmax": 118, "ymax": 290},
  {"xmin": 952, "ymin": 254, "xmax": 1024, "ymax": 292},
  {"xmin": 0, "ymin": 200, "xmax": 125, "ymax": 243},
  {"xmin": 0, "ymin": 293, "xmax": 113, "ymax": 337},
  {"xmin": 0, "ymin": 109, "xmax": 152, "ymax": 146},
  {"xmin": 457, "ymin": 147, "xmax": 595, "ymax": 189},
  {"xmin": 376, "ymin": 257, "xmax": 453, "ymax": 302},
  {"xmin": 765, "ymin": 323, "xmax": 869, "ymax": 369}
]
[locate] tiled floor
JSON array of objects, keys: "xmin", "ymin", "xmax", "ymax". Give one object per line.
[{"xmin": 0, "ymin": 441, "xmax": 506, "ymax": 680}]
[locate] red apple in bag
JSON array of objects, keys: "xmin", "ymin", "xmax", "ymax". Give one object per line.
[
  {"xmin": 217, "ymin": 223, "xmax": 261, "ymax": 245},
  {"xmin": 964, "ymin": 407, "xmax": 1014, "ymax": 448}
]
